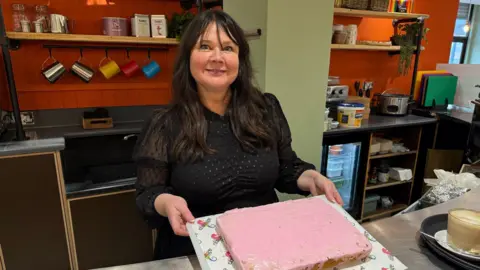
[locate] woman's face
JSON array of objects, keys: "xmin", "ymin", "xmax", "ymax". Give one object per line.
[{"xmin": 190, "ymin": 22, "xmax": 239, "ymax": 93}]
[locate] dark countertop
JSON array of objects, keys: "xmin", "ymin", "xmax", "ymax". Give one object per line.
[
  {"xmin": 25, "ymin": 121, "xmax": 145, "ymax": 140},
  {"xmin": 324, "ymin": 114, "xmax": 437, "ymax": 136},
  {"xmin": 0, "ymin": 137, "xmax": 65, "ymax": 157},
  {"xmin": 435, "ymin": 110, "xmax": 473, "ymax": 125},
  {"xmin": 0, "ymin": 121, "xmax": 144, "ymax": 156}
]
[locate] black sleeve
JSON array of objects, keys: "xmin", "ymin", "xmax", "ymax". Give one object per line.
[
  {"xmin": 133, "ymin": 108, "xmax": 173, "ymax": 228},
  {"xmin": 264, "ymin": 93, "xmax": 316, "ymax": 195}
]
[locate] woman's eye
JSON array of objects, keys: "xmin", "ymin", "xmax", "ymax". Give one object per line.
[
  {"xmin": 199, "ymin": 44, "xmax": 210, "ymax": 50},
  {"xmin": 223, "ymin": 46, "xmax": 234, "ymax": 52}
]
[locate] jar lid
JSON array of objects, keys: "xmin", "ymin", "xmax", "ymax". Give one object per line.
[
  {"xmin": 338, "ymin": 103, "xmax": 365, "ymax": 108},
  {"xmin": 12, "ymin": 3, "xmax": 25, "ymax": 11},
  {"xmin": 35, "ymin": 5, "xmax": 48, "ymax": 12}
]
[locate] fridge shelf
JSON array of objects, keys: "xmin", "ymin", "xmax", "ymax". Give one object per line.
[{"xmin": 366, "ymin": 179, "xmax": 412, "ymax": 190}]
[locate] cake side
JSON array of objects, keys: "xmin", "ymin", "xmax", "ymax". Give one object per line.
[{"xmin": 216, "ymin": 197, "xmax": 372, "ymax": 270}]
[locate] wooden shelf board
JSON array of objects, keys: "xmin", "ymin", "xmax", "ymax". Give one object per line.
[
  {"xmin": 362, "ymin": 204, "xmax": 408, "ymax": 220},
  {"xmin": 6, "ymin": 32, "xmax": 179, "ymax": 45},
  {"xmin": 366, "ymin": 179, "xmax": 412, "ymax": 190},
  {"xmin": 331, "ymin": 44, "xmax": 401, "ymax": 51},
  {"xmin": 370, "ymin": 150, "xmax": 417, "ymax": 159},
  {"xmin": 334, "ymin": 8, "xmax": 430, "ymax": 19}
]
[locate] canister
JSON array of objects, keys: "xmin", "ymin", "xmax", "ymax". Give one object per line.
[
  {"xmin": 150, "ymin": 15, "xmax": 168, "ymax": 38},
  {"xmin": 131, "ymin": 14, "xmax": 150, "ymax": 37},
  {"xmin": 337, "ymin": 103, "xmax": 364, "ymax": 128},
  {"xmin": 103, "ymin": 17, "xmax": 128, "ymax": 36}
]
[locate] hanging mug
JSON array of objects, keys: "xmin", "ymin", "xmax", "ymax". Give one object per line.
[
  {"xmin": 71, "ymin": 50, "xmax": 94, "ymax": 83},
  {"xmin": 142, "ymin": 49, "xmax": 161, "ymax": 79},
  {"xmin": 120, "ymin": 50, "xmax": 140, "ymax": 78},
  {"xmin": 142, "ymin": 61, "xmax": 161, "ymax": 79},
  {"xmin": 41, "ymin": 50, "xmax": 66, "ymax": 84},
  {"xmin": 99, "ymin": 58, "xmax": 120, "ymax": 79}
]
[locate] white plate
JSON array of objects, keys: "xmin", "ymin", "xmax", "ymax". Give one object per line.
[{"xmin": 434, "ymin": 230, "xmax": 480, "ymax": 261}]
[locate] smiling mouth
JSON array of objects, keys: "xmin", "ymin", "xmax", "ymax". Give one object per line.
[{"xmin": 206, "ymin": 69, "xmax": 226, "ymax": 75}]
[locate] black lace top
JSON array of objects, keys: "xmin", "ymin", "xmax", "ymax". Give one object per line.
[{"xmin": 133, "ymin": 93, "xmax": 315, "ymax": 259}]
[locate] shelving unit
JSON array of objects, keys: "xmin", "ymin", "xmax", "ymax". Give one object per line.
[
  {"xmin": 6, "ymin": 32, "xmax": 180, "ymax": 45},
  {"xmin": 360, "ymin": 127, "xmax": 423, "ymax": 222},
  {"xmin": 333, "ymin": 8, "xmax": 429, "ymax": 19},
  {"xmin": 332, "ymin": 7, "xmax": 429, "ymax": 104},
  {"xmin": 331, "ymin": 44, "xmax": 400, "ymax": 51},
  {"xmin": 370, "ymin": 150, "xmax": 417, "ymax": 159}
]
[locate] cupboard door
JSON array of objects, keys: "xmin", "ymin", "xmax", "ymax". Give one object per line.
[
  {"xmin": 0, "ymin": 154, "xmax": 70, "ymax": 270},
  {"xmin": 70, "ymin": 191, "xmax": 153, "ymax": 270}
]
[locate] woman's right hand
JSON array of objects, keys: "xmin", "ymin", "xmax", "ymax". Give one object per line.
[{"xmin": 154, "ymin": 194, "xmax": 195, "ymax": 236}]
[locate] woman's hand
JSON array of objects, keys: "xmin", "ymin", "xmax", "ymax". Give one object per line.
[
  {"xmin": 297, "ymin": 169, "xmax": 344, "ymax": 205},
  {"xmin": 154, "ymin": 194, "xmax": 195, "ymax": 236}
]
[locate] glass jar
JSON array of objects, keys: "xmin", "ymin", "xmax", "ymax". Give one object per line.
[
  {"xmin": 35, "ymin": 5, "xmax": 50, "ymax": 32},
  {"xmin": 11, "ymin": 3, "xmax": 26, "ymax": 32}
]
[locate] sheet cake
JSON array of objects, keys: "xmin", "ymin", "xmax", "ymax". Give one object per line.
[{"xmin": 216, "ymin": 197, "xmax": 372, "ymax": 270}]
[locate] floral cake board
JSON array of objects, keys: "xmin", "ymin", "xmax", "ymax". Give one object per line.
[{"xmin": 187, "ymin": 196, "xmax": 407, "ymax": 270}]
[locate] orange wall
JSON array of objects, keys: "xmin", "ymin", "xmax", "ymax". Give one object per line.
[
  {"xmin": 1, "ymin": 0, "xmax": 186, "ymax": 111},
  {"xmin": 330, "ymin": 0, "xmax": 460, "ymax": 96}
]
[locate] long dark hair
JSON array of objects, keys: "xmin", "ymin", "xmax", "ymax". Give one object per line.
[{"xmin": 170, "ymin": 10, "xmax": 275, "ymax": 163}]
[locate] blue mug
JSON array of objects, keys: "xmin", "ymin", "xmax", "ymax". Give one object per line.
[{"xmin": 142, "ymin": 61, "xmax": 161, "ymax": 79}]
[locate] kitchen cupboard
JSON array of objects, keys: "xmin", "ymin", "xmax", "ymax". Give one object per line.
[
  {"xmin": 0, "ymin": 153, "xmax": 71, "ymax": 270},
  {"xmin": 68, "ymin": 191, "xmax": 153, "ymax": 270}
]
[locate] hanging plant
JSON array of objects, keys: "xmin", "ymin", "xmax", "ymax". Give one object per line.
[
  {"xmin": 167, "ymin": 10, "xmax": 195, "ymax": 40},
  {"xmin": 391, "ymin": 22, "xmax": 429, "ymax": 76}
]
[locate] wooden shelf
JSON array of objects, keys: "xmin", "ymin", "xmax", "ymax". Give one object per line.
[
  {"xmin": 331, "ymin": 44, "xmax": 400, "ymax": 51},
  {"xmin": 334, "ymin": 8, "xmax": 430, "ymax": 19},
  {"xmin": 370, "ymin": 150, "xmax": 417, "ymax": 159},
  {"xmin": 6, "ymin": 32, "xmax": 179, "ymax": 45},
  {"xmin": 366, "ymin": 179, "xmax": 412, "ymax": 190},
  {"xmin": 362, "ymin": 204, "xmax": 408, "ymax": 220}
]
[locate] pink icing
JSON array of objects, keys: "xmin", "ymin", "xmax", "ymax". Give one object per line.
[{"xmin": 216, "ymin": 197, "xmax": 372, "ymax": 270}]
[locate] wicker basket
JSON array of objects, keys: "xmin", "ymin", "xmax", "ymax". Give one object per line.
[
  {"xmin": 343, "ymin": 0, "xmax": 369, "ymax": 10},
  {"xmin": 369, "ymin": 0, "xmax": 390, "ymax": 11}
]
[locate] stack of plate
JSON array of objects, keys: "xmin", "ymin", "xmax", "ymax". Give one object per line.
[{"xmin": 420, "ymin": 214, "xmax": 480, "ymax": 270}]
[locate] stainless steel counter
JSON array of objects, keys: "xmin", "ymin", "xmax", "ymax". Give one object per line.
[
  {"xmin": 362, "ymin": 186, "xmax": 480, "ymax": 270},
  {"xmin": 95, "ymin": 187, "xmax": 480, "ymax": 270}
]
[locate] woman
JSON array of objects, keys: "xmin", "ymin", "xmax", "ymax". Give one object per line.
[{"xmin": 133, "ymin": 9, "xmax": 343, "ymax": 260}]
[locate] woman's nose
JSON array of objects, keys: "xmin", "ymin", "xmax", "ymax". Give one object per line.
[{"xmin": 210, "ymin": 47, "xmax": 224, "ymax": 62}]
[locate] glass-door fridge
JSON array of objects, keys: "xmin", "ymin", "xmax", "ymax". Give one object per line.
[{"xmin": 321, "ymin": 133, "xmax": 370, "ymax": 219}]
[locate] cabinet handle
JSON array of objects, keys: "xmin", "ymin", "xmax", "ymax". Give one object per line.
[
  {"xmin": 0, "ymin": 244, "xmax": 5, "ymax": 270},
  {"xmin": 123, "ymin": 134, "xmax": 137, "ymax": 141}
]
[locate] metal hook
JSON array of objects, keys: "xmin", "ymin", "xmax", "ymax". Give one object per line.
[
  {"xmin": 48, "ymin": 48, "xmax": 52, "ymax": 58},
  {"xmin": 80, "ymin": 48, "xmax": 83, "ymax": 58},
  {"xmin": 105, "ymin": 48, "xmax": 109, "ymax": 58},
  {"xmin": 147, "ymin": 49, "xmax": 151, "ymax": 60},
  {"xmin": 126, "ymin": 48, "xmax": 130, "ymax": 59}
]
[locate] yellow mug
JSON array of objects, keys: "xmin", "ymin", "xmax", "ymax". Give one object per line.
[{"xmin": 99, "ymin": 57, "xmax": 120, "ymax": 79}]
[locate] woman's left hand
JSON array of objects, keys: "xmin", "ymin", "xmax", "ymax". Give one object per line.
[{"xmin": 297, "ymin": 170, "xmax": 344, "ymax": 205}]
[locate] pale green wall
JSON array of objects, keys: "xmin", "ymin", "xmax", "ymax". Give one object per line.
[
  {"xmin": 265, "ymin": 0, "xmax": 332, "ymax": 169},
  {"xmin": 223, "ymin": 0, "xmax": 267, "ymax": 90},
  {"xmin": 224, "ymin": 0, "xmax": 332, "ymax": 201}
]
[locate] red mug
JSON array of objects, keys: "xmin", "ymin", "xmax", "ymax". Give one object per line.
[{"xmin": 121, "ymin": 60, "xmax": 140, "ymax": 77}]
